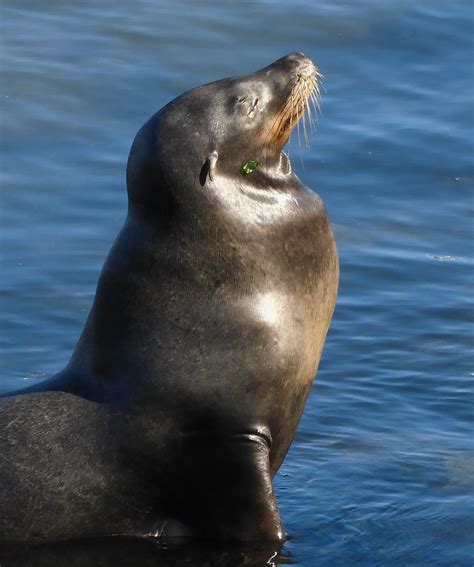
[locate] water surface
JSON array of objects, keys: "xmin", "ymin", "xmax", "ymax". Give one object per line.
[{"xmin": 1, "ymin": 1, "xmax": 473, "ymax": 565}]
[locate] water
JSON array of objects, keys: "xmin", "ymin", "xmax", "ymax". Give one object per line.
[{"xmin": 1, "ymin": 1, "xmax": 473, "ymax": 565}]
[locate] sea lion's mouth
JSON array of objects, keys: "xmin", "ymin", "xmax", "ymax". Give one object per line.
[{"xmin": 264, "ymin": 62, "xmax": 323, "ymax": 150}]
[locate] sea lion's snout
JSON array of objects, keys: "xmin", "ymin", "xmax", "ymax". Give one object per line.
[
  {"xmin": 259, "ymin": 53, "xmax": 322, "ymax": 150},
  {"xmin": 266, "ymin": 52, "xmax": 318, "ymax": 80}
]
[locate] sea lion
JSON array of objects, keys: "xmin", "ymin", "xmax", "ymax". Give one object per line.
[{"xmin": 0, "ymin": 52, "xmax": 338, "ymax": 543}]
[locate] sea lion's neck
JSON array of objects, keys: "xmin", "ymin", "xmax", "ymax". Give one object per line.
[{"xmin": 67, "ymin": 181, "xmax": 333, "ymax": 401}]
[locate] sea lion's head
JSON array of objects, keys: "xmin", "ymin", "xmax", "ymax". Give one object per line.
[{"xmin": 127, "ymin": 53, "xmax": 321, "ymax": 212}]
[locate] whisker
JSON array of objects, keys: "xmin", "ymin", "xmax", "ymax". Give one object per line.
[
  {"xmin": 298, "ymin": 96, "xmax": 305, "ymax": 169},
  {"xmin": 305, "ymin": 83, "xmax": 314, "ymax": 125},
  {"xmin": 296, "ymin": 95, "xmax": 302, "ymax": 150},
  {"xmin": 306, "ymin": 86, "xmax": 316, "ymax": 133},
  {"xmin": 262, "ymin": 77, "xmax": 295, "ymax": 144},
  {"xmin": 288, "ymin": 88, "xmax": 296, "ymax": 160},
  {"xmin": 312, "ymin": 90, "xmax": 321, "ymax": 114},
  {"xmin": 303, "ymin": 99, "xmax": 309, "ymax": 147},
  {"xmin": 286, "ymin": 91, "xmax": 292, "ymax": 159},
  {"xmin": 262, "ymin": 64, "xmax": 323, "ymax": 153},
  {"xmin": 264, "ymin": 86, "xmax": 296, "ymax": 145}
]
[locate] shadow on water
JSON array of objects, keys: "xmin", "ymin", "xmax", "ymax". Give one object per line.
[{"xmin": 0, "ymin": 537, "xmax": 295, "ymax": 567}]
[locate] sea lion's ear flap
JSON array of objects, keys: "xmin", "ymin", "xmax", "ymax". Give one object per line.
[{"xmin": 199, "ymin": 150, "xmax": 218, "ymax": 186}]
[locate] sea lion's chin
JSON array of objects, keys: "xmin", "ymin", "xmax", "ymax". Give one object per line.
[{"xmin": 216, "ymin": 149, "xmax": 290, "ymax": 184}]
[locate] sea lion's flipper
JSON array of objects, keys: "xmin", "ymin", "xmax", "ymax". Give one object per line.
[{"xmin": 177, "ymin": 431, "xmax": 284, "ymax": 541}]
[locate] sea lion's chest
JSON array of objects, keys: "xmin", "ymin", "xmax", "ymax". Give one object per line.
[
  {"xmin": 92, "ymin": 182, "xmax": 337, "ymax": 393},
  {"xmin": 151, "ymin": 185, "xmax": 337, "ymax": 380}
]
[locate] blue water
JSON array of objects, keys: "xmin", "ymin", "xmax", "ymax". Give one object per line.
[{"xmin": 1, "ymin": 1, "xmax": 473, "ymax": 565}]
